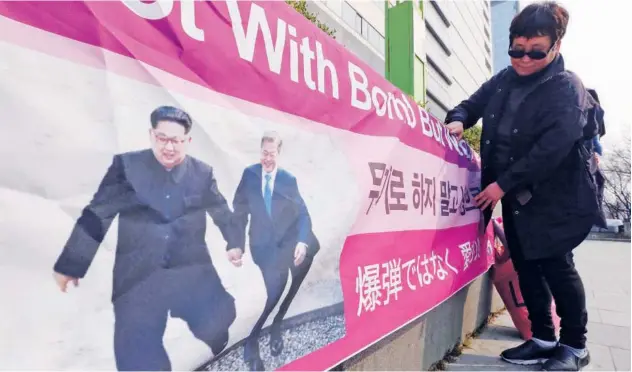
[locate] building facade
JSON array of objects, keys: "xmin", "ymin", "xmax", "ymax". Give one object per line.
[
  {"xmin": 423, "ymin": 0, "xmax": 493, "ymax": 119},
  {"xmin": 309, "ymin": 0, "xmax": 493, "ymax": 120},
  {"xmin": 490, "ymin": 0, "xmax": 520, "ymax": 73},
  {"xmin": 307, "ymin": 0, "xmax": 389, "ymax": 77}
]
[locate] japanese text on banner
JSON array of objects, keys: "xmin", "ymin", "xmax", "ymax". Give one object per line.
[{"xmin": 355, "ymin": 237, "xmax": 485, "ymax": 317}]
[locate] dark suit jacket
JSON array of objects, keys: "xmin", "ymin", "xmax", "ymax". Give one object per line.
[
  {"xmin": 53, "ymin": 149, "xmax": 237, "ymax": 301},
  {"xmin": 233, "ymin": 164, "xmax": 319, "ymax": 268}
]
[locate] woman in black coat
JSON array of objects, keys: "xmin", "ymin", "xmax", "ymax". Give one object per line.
[{"xmin": 445, "ymin": 2, "xmax": 600, "ymax": 371}]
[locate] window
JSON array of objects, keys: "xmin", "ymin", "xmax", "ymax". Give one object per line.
[
  {"xmin": 367, "ymin": 24, "xmax": 385, "ymax": 55},
  {"xmin": 357, "ymin": 15, "xmax": 367, "ymax": 38},
  {"xmin": 483, "ymin": 2, "xmax": 491, "ymax": 21},
  {"xmin": 484, "ymin": 42, "xmax": 491, "ymax": 55},
  {"xmin": 372, "ymin": 0, "xmax": 385, "ymax": 12},
  {"xmin": 324, "ymin": 0, "xmax": 342, "ymax": 17},
  {"xmin": 484, "ymin": 25, "xmax": 490, "ymax": 39},
  {"xmin": 426, "ymin": 56, "xmax": 452, "ymax": 85},
  {"xmin": 426, "ymin": 21, "xmax": 451, "ymax": 56},
  {"xmin": 426, "ymin": 90, "xmax": 450, "ymax": 114},
  {"xmin": 342, "ymin": 1, "xmax": 385, "ymax": 55},
  {"xmin": 342, "ymin": 2, "xmax": 358, "ymax": 30},
  {"xmin": 485, "ymin": 58, "xmax": 492, "ymax": 72},
  {"xmin": 429, "ymin": 0, "xmax": 450, "ymax": 27}
]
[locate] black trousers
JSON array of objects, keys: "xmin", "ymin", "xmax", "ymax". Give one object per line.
[
  {"xmin": 113, "ymin": 267, "xmax": 236, "ymax": 371},
  {"xmin": 502, "ymin": 203, "xmax": 588, "ymax": 349},
  {"xmin": 248, "ymin": 254, "xmax": 314, "ymax": 344}
]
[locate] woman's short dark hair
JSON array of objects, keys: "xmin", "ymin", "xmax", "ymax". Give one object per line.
[
  {"xmin": 150, "ymin": 106, "xmax": 193, "ymax": 133},
  {"xmin": 509, "ymin": 1, "xmax": 569, "ymax": 47}
]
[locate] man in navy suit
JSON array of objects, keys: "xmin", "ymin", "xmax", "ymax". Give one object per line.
[
  {"xmin": 52, "ymin": 106, "xmax": 238, "ymax": 371},
  {"xmin": 228, "ymin": 131, "xmax": 320, "ymax": 371}
]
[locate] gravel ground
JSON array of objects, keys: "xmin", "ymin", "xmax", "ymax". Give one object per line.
[{"xmin": 201, "ymin": 314, "xmax": 346, "ymax": 371}]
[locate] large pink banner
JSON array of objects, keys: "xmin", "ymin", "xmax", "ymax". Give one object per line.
[{"xmin": 0, "ymin": 1, "xmax": 494, "ymax": 371}]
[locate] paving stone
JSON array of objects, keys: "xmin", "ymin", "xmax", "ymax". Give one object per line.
[
  {"xmin": 588, "ymin": 308, "xmax": 603, "ymax": 323},
  {"xmin": 447, "ymin": 242, "xmax": 630, "ymax": 372},
  {"xmin": 587, "ymin": 322, "xmax": 631, "ymax": 350},
  {"xmin": 610, "ymin": 347, "xmax": 631, "ymax": 371},
  {"xmin": 584, "ymin": 343, "xmax": 616, "ymax": 371},
  {"xmin": 447, "ymin": 330, "xmax": 532, "ymax": 371},
  {"xmin": 598, "ymin": 309, "xmax": 631, "ymax": 327},
  {"xmin": 588, "ymin": 292, "xmax": 631, "ymax": 312},
  {"xmin": 448, "ymin": 352, "xmax": 533, "ymax": 371}
]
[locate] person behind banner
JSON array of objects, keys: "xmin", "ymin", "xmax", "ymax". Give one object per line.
[
  {"xmin": 52, "ymin": 106, "xmax": 238, "ymax": 371},
  {"xmin": 583, "ymin": 89, "xmax": 605, "ymax": 164},
  {"xmin": 228, "ymin": 130, "xmax": 320, "ymax": 371},
  {"xmin": 444, "ymin": 2, "xmax": 599, "ymax": 370},
  {"xmin": 584, "ymin": 88, "xmax": 608, "ymax": 230}
]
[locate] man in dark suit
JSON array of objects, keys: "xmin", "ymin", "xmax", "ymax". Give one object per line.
[
  {"xmin": 52, "ymin": 106, "xmax": 238, "ymax": 371},
  {"xmin": 228, "ymin": 131, "xmax": 320, "ymax": 371}
]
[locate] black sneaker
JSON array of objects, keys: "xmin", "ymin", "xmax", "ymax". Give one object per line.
[
  {"xmin": 501, "ymin": 340, "xmax": 557, "ymax": 365},
  {"xmin": 541, "ymin": 345, "xmax": 590, "ymax": 371}
]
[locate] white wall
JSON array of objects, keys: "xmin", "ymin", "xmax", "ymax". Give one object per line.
[
  {"xmin": 446, "ymin": 0, "xmax": 492, "ymax": 104},
  {"xmin": 424, "ymin": 0, "xmax": 492, "ymax": 119},
  {"xmin": 413, "ymin": 0, "xmax": 427, "ymax": 63}
]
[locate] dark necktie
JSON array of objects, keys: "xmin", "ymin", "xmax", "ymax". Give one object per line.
[{"xmin": 264, "ymin": 174, "xmax": 272, "ymax": 216}]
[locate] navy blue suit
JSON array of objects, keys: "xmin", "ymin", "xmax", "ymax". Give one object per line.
[
  {"xmin": 233, "ymin": 164, "xmax": 319, "ymax": 361},
  {"xmin": 54, "ymin": 149, "xmax": 236, "ymax": 371}
]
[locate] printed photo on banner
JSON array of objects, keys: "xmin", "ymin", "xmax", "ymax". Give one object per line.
[
  {"xmin": 0, "ymin": 38, "xmax": 354, "ymax": 369},
  {"xmin": 47, "ymin": 103, "xmax": 348, "ymax": 371}
]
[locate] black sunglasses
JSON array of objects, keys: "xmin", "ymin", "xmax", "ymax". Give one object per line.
[{"xmin": 507, "ymin": 44, "xmax": 555, "ymax": 60}]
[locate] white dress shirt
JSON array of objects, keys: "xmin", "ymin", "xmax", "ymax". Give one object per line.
[
  {"xmin": 261, "ymin": 166, "xmax": 308, "ymax": 249},
  {"xmin": 261, "ymin": 166, "xmax": 278, "ymax": 196}
]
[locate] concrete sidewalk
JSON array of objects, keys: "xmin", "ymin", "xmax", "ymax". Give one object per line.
[{"xmin": 448, "ymin": 240, "xmax": 631, "ymax": 371}]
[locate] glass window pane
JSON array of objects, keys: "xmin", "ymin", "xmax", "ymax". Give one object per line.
[
  {"xmin": 379, "ymin": 35, "xmax": 385, "ymax": 55},
  {"xmin": 368, "ymin": 25, "xmax": 384, "ymax": 55},
  {"xmin": 325, "ymin": 0, "xmax": 342, "ymax": 16},
  {"xmin": 341, "ymin": 1, "xmax": 356, "ymax": 27},
  {"xmin": 360, "ymin": 18, "xmax": 369, "ymax": 38},
  {"xmin": 373, "ymin": 0, "xmax": 384, "ymax": 12},
  {"xmin": 367, "ymin": 26, "xmax": 377, "ymax": 47}
]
